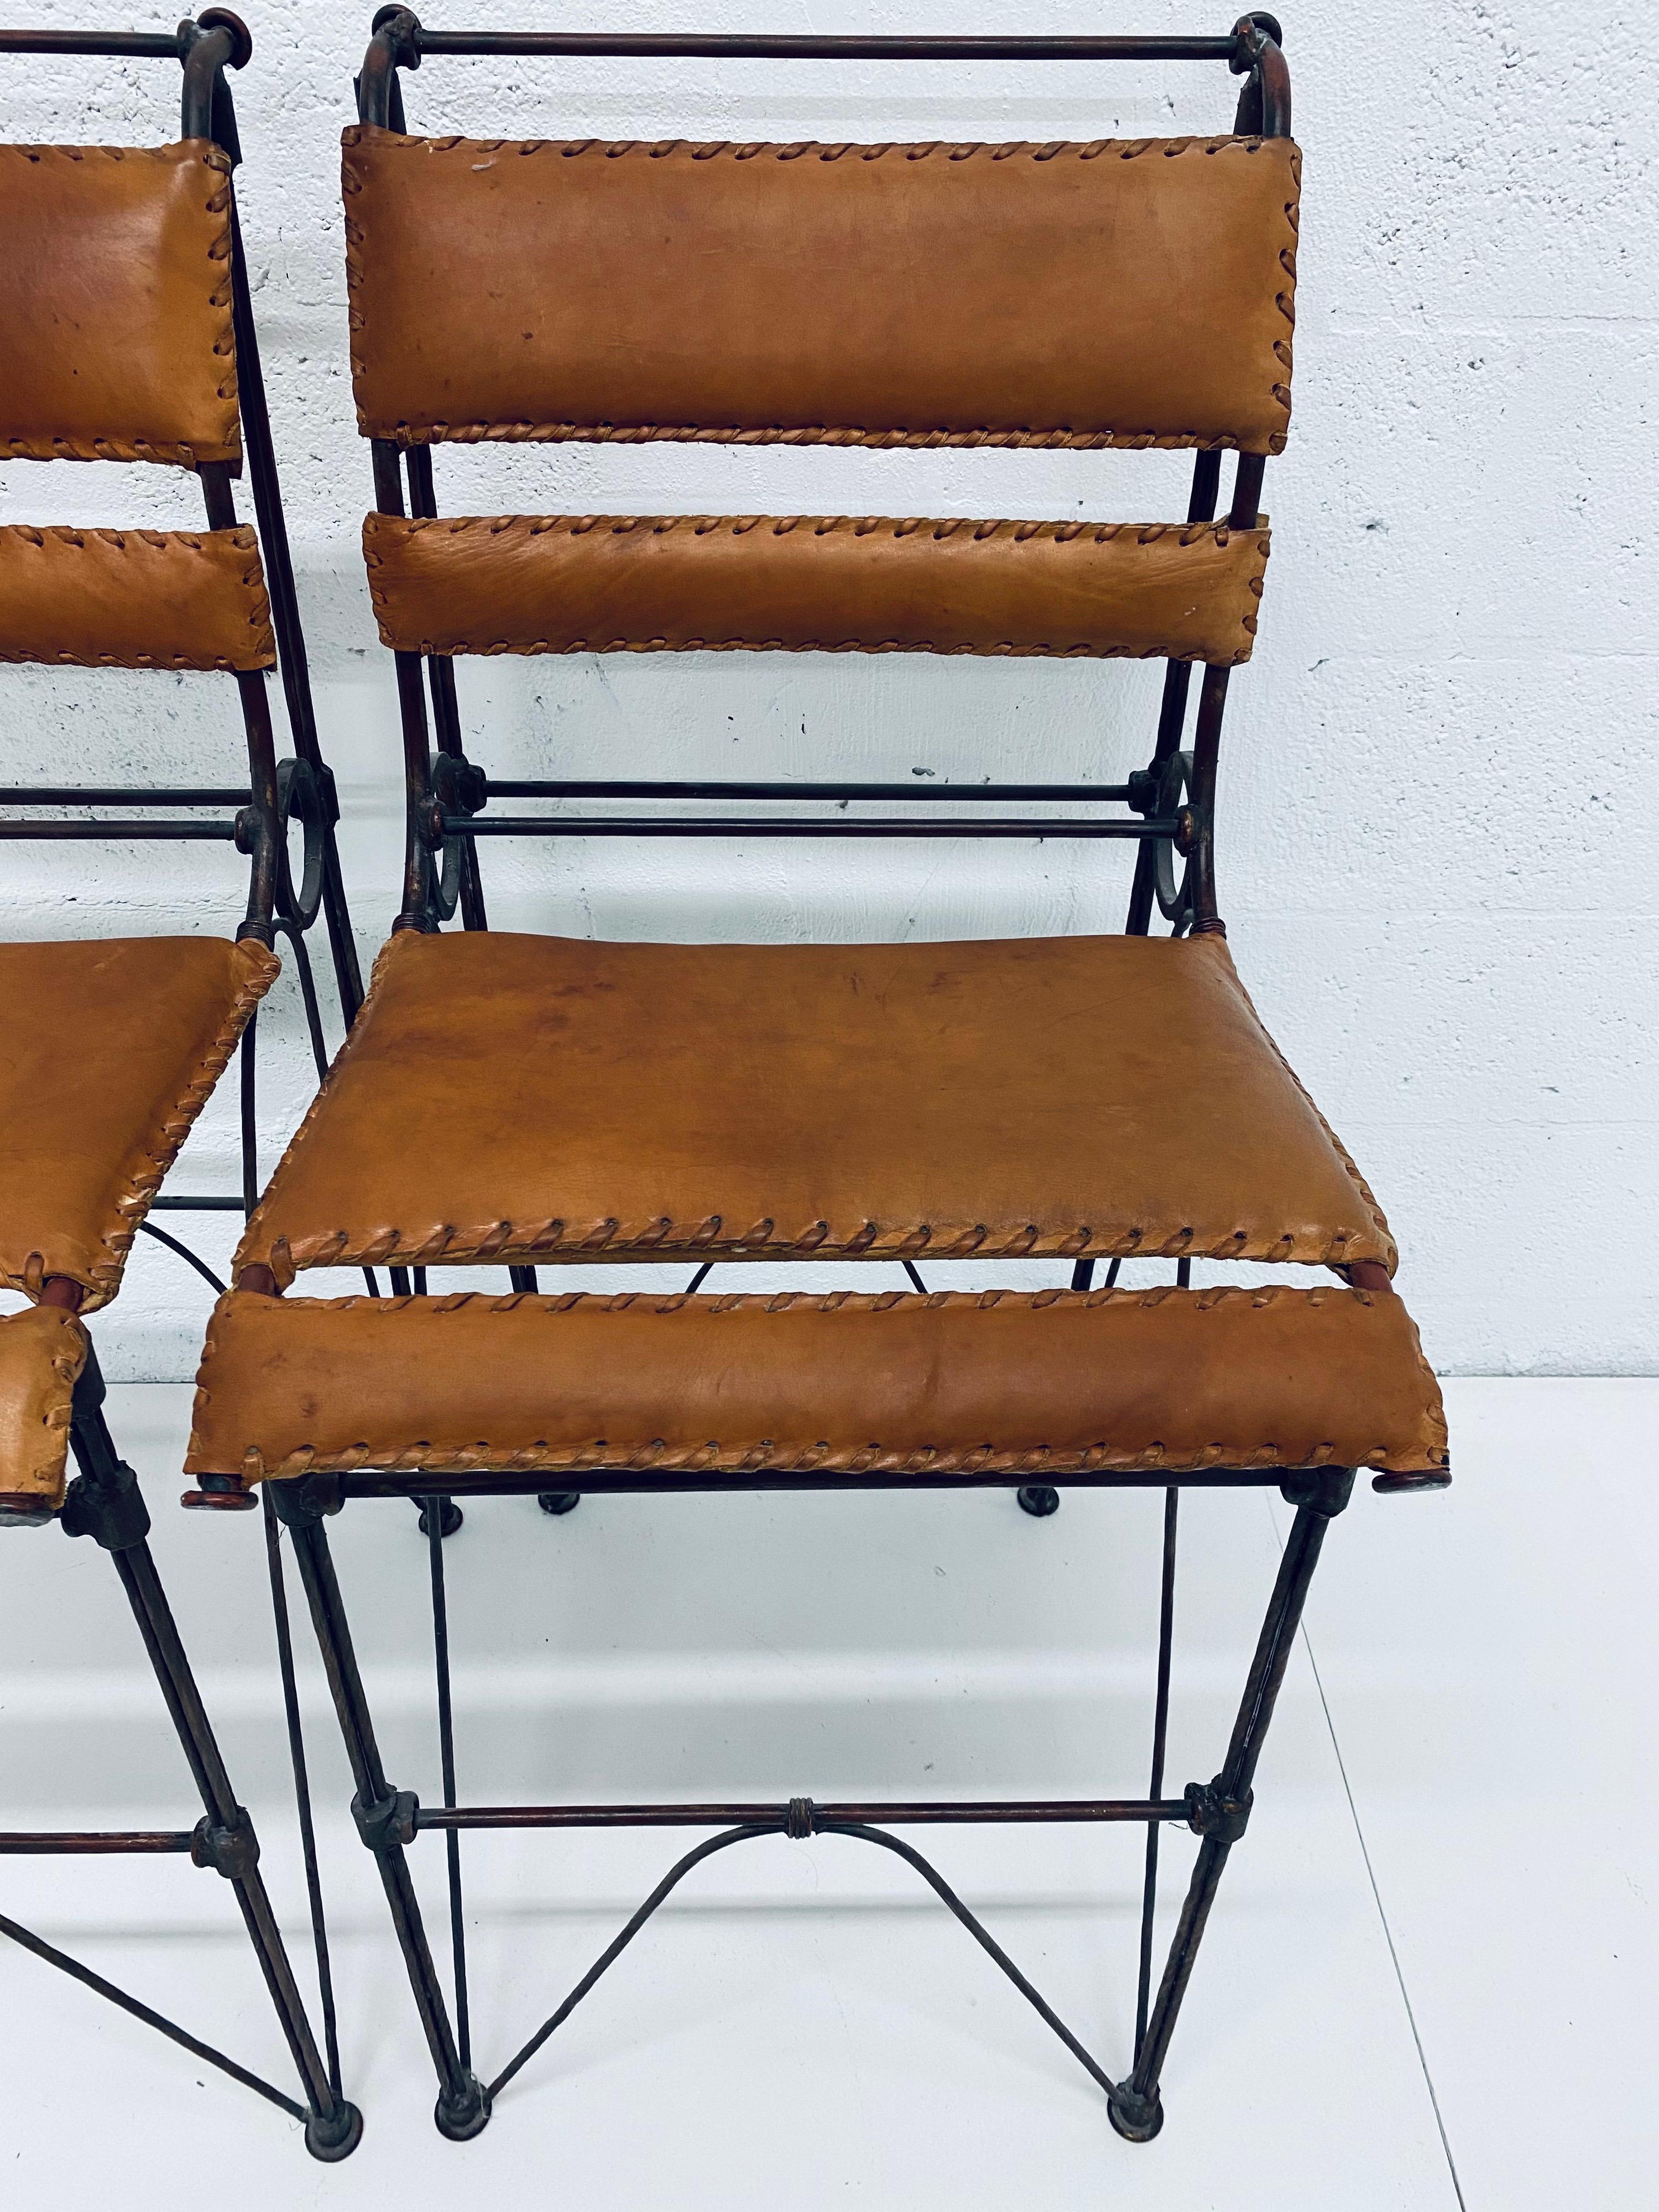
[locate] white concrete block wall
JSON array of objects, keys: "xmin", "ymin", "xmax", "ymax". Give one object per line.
[{"xmin": 1, "ymin": 1, "xmax": 1653, "ymax": 1379}]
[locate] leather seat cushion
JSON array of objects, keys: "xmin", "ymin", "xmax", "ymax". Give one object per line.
[
  {"xmin": 0, "ymin": 937, "xmax": 278, "ymax": 1309},
  {"xmin": 185, "ymin": 1284, "xmax": 1448, "ymax": 1485},
  {"xmin": 238, "ymin": 929, "xmax": 1395, "ymax": 1282},
  {"xmin": 0, "ymin": 1305, "xmax": 87, "ymax": 1514}
]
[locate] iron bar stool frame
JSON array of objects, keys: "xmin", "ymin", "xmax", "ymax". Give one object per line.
[
  {"xmin": 201, "ymin": 7, "xmax": 1446, "ymax": 2153},
  {"xmin": 0, "ymin": 13, "xmax": 363, "ymax": 2157}
]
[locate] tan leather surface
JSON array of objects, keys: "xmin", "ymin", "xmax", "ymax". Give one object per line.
[
  {"xmin": 186, "ymin": 1285, "xmax": 1448, "ymax": 1484},
  {"xmin": 0, "ymin": 525, "xmax": 275, "ymax": 671},
  {"xmin": 0, "ymin": 938, "xmax": 278, "ymax": 1311},
  {"xmin": 344, "ymin": 129, "xmax": 1299, "ymax": 455},
  {"xmin": 1, "ymin": 141, "xmax": 240, "ymax": 468},
  {"xmin": 364, "ymin": 513, "xmax": 1270, "ymax": 666},
  {"xmin": 239, "ymin": 930, "xmax": 1395, "ymax": 1285},
  {"xmin": 0, "ymin": 1306, "xmax": 87, "ymax": 1506}
]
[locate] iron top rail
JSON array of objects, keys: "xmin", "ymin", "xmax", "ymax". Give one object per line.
[
  {"xmin": 0, "ymin": 29, "xmax": 186, "ymax": 55},
  {"xmin": 394, "ymin": 30, "xmax": 1250, "ymax": 62},
  {"xmin": 0, "ymin": 11, "xmax": 252, "ymax": 64}
]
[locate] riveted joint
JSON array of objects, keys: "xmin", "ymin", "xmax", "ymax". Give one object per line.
[
  {"xmin": 61, "ymin": 1461, "xmax": 150, "ymax": 1553},
  {"xmin": 233, "ymin": 804, "xmax": 262, "ymax": 856},
  {"xmin": 432, "ymin": 751, "xmax": 487, "ymax": 817},
  {"xmin": 191, "ymin": 1805, "xmax": 260, "ymax": 1880},
  {"xmin": 1124, "ymin": 767, "xmax": 1160, "ymax": 817},
  {"xmin": 1184, "ymin": 1778, "xmax": 1253, "ymax": 1843},
  {"xmin": 352, "ymin": 1787, "xmax": 418, "ymax": 1854}
]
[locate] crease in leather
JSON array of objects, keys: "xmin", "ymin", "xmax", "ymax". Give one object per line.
[
  {"xmin": 0, "ymin": 525, "xmax": 275, "ymax": 671},
  {"xmin": 185, "ymin": 1284, "xmax": 1448, "ymax": 1484},
  {"xmin": 236, "ymin": 930, "xmax": 1397, "ymax": 1289},
  {"xmin": 1, "ymin": 140, "xmax": 241, "ymax": 468},
  {"xmin": 343, "ymin": 128, "xmax": 1300, "ymax": 455},
  {"xmin": 0, "ymin": 1306, "xmax": 87, "ymax": 1506},
  {"xmin": 363, "ymin": 512, "xmax": 1271, "ymax": 666},
  {"xmin": 0, "ymin": 938, "xmax": 279, "ymax": 1311}
]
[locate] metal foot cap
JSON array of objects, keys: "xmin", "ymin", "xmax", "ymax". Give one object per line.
[
  {"xmin": 1108, "ymin": 2086, "xmax": 1164, "ymax": 2143},
  {"xmin": 1016, "ymin": 1484, "xmax": 1061, "ymax": 1518},
  {"xmin": 434, "ymin": 2075, "xmax": 492, "ymax": 2142},
  {"xmin": 304, "ymin": 2100, "xmax": 364, "ymax": 2162}
]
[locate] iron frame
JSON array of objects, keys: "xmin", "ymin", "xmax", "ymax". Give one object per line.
[{"xmin": 0, "ymin": 14, "xmax": 362, "ymax": 2157}]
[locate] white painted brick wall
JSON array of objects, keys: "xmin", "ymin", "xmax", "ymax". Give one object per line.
[{"xmin": 2, "ymin": 1, "xmax": 1654, "ymax": 1379}]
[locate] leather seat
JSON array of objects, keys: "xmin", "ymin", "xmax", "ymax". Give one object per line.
[
  {"xmin": 236, "ymin": 927, "xmax": 1395, "ymax": 1285},
  {"xmin": 186, "ymin": 1281, "xmax": 1448, "ymax": 1489},
  {"xmin": 0, "ymin": 936, "xmax": 277, "ymax": 1310}
]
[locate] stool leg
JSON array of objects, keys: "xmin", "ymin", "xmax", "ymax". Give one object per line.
[
  {"xmin": 62, "ymin": 1385, "xmax": 360, "ymax": 2158},
  {"xmin": 277, "ymin": 1493, "xmax": 490, "ymax": 2140},
  {"xmin": 1110, "ymin": 1468, "xmax": 1354, "ymax": 2142}
]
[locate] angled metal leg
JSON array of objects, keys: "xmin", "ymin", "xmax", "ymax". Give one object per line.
[
  {"xmin": 273, "ymin": 1478, "xmax": 489, "ymax": 2140},
  {"xmin": 1111, "ymin": 1465, "xmax": 1355, "ymax": 2141},
  {"xmin": 60, "ymin": 1377, "xmax": 361, "ymax": 2159}
]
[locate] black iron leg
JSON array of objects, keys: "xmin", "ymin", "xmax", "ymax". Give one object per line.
[
  {"xmin": 273, "ymin": 1478, "xmax": 490, "ymax": 2140},
  {"xmin": 1108, "ymin": 1465, "xmax": 1354, "ymax": 2142},
  {"xmin": 60, "ymin": 1387, "xmax": 361, "ymax": 2159}
]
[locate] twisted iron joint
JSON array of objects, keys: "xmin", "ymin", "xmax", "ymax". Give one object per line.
[
  {"xmin": 352, "ymin": 1787, "xmax": 418, "ymax": 1853},
  {"xmin": 191, "ymin": 1806, "xmax": 260, "ymax": 1880},
  {"xmin": 785, "ymin": 1797, "xmax": 815, "ymax": 1839},
  {"xmin": 1183, "ymin": 1778, "xmax": 1253, "ymax": 1843}
]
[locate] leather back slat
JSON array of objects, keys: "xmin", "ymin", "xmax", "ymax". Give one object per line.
[
  {"xmin": 0, "ymin": 526, "xmax": 275, "ymax": 671},
  {"xmin": 0, "ymin": 140, "xmax": 240, "ymax": 467},
  {"xmin": 343, "ymin": 129, "xmax": 1300, "ymax": 455},
  {"xmin": 363, "ymin": 512, "xmax": 1270, "ymax": 664}
]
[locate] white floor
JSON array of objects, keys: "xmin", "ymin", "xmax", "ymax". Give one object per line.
[{"xmin": 2, "ymin": 1378, "xmax": 1653, "ymax": 2208}]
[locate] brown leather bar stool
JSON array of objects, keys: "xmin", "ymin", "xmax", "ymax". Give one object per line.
[
  {"xmin": 0, "ymin": 14, "xmax": 361, "ymax": 2158},
  {"xmin": 183, "ymin": 10, "xmax": 1448, "ymax": 2150}
]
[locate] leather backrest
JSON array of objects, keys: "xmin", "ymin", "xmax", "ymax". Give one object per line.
[
  {"xmin": 0, "ymin": 525, "xmax": 275, "ymax": 671},
  {"xmin": 343, "ymin": 128, "xmax": 1300, "ymax": 456},
  {"xmin": 362, "ymin": 510, "xmax": 1271, "ymax": 665},
  {"xmin": 0, "ymin": 140, "xmax": 241, "ymax": 468}
]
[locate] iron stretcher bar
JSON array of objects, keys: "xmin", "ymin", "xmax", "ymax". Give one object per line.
[{"xmin": 414, "ymin": 1798, "xmax": 1192, "ymax": 1832}]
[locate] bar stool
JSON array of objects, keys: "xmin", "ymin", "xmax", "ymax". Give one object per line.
[
  {"xmin": 183, "ymin": 9, "xmax": 1448, "ymax": 2150},
  {"xmin": 0, "ymin": 12, "xmax": 362, "ymax": 2157}
]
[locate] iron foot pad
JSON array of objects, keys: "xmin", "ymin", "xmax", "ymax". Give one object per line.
[
  {"xmin": 538, "ymin": 1491, "xmax": 581, "ymax": 1516},
  {"xmin": 304, "ymin": 2100, "xmax": 364, "ymax": 2162},
  {"xmin": 434, "ymin": 2075, "xmax": 492, "ymax": 2142},
  {"xmin": 1108, "ymin": 2088, "xmax": 1165, "ymax": 2143},
  {"xmin": 1016, "ymin": 1484, "xmax": 1061, "ymax": 1518}
]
